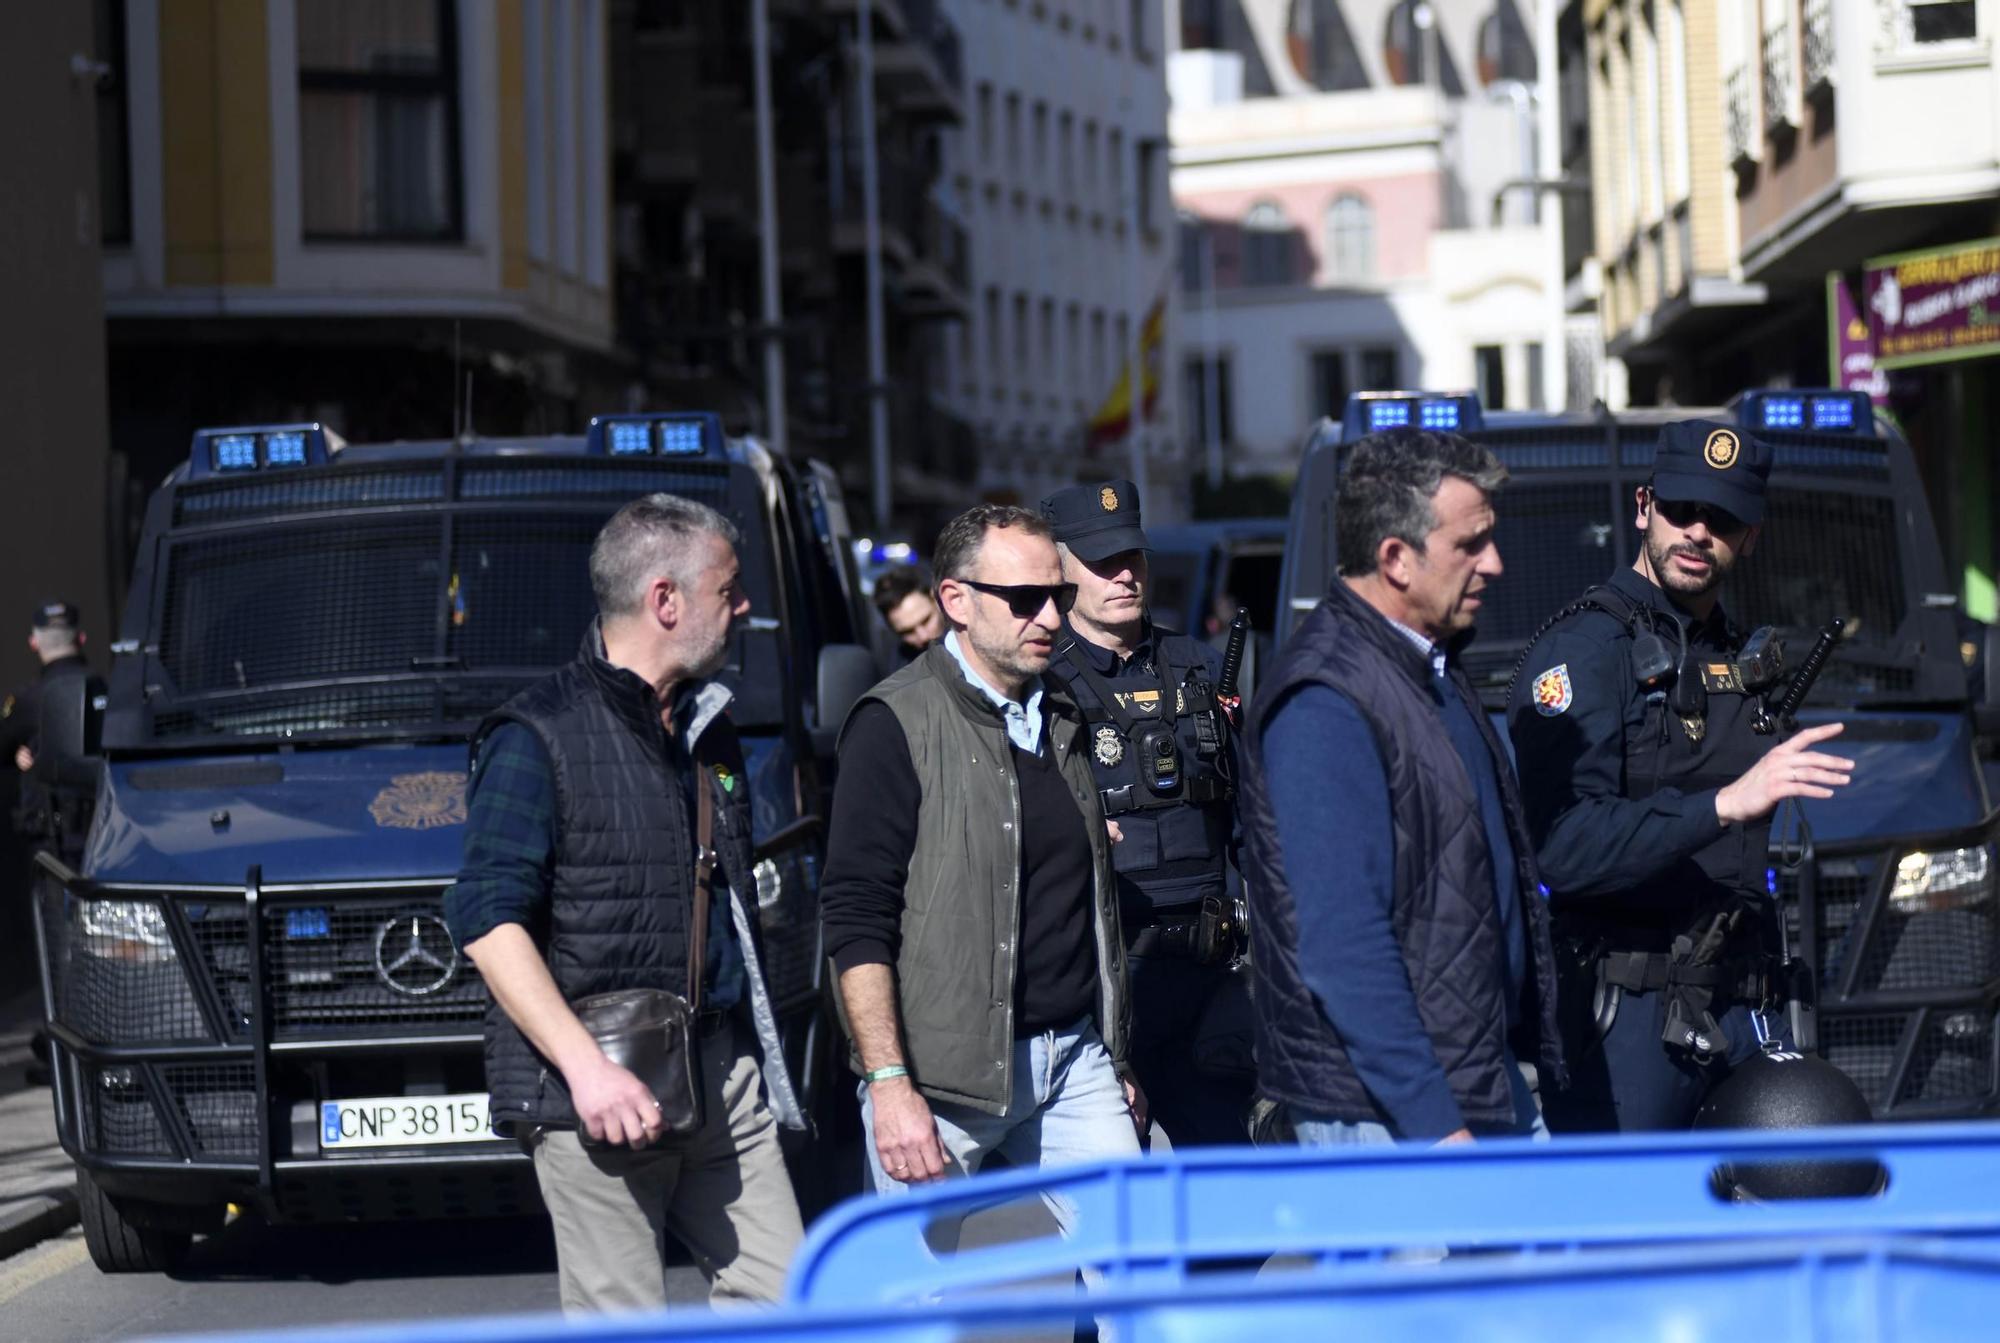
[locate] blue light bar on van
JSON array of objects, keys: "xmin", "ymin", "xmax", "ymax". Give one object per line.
[
  {"xmin": 1342, "ymin": 393, "xmax": 1484, "ymax": 442},
  {"xmin": 1736, "ymin": 389, "xmax": 1871, "ymax": 436},
  {"xmin": 586, "ymin": 413, "xmax": 725, "ymax": 460},
  {"xmin": 188, "ymin": 424, "xmax": 337, "ymax": 478}
]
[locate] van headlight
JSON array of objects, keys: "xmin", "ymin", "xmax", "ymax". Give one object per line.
[
  {"xmin": 77, "ymin": 900, "xmax": 178, "ymax": 964},
  {"xmin": 1890, "ymin": 847, "xmax": 1992, "ymax": 913}
]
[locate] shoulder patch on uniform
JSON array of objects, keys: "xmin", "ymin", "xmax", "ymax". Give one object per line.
[{"xmin": 1531, "ymin": 664, "xmax": 1574, "ymax": 717}]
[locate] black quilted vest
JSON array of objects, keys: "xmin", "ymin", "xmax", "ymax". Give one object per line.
[
  {"xmin": 473, "ymin": 633, "xmax": 756, "ymax": 1132},
  {"xmin": 1239, "ymin": 580, "xmax": 1566, "ymax": 1126}
]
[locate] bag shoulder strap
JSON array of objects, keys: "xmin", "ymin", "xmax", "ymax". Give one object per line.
[{"xmin": 689, "ymin": 748, "xmax": 716, "ymax": 1011}]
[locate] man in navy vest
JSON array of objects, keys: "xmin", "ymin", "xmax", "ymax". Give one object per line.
[
  {"xmin": 1040, "ymin": 480, "xmax": 1249, "ymax": 1147},
  {"xmin": 445, "ymin": 494, "xmax": 805, "ymax": 1312},
  {"xmin": 1238, "ymin": 431, "xmax": 1565, "ymax": 1145}
]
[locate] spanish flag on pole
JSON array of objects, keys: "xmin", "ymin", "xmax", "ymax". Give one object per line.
[{"xmin": 1086, "ymin": 296, "xmax": 1166, "ymax": 449}]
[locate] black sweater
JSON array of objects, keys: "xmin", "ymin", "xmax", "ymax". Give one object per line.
[{"xmin": 823, "ymin": 700, "xmax": 1099, "ymax": 1034}]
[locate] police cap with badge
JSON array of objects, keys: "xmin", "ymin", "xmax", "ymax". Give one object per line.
[
  {"xmin": 1039, "ymin": 480, "xmax": 1233, "ymax": 808},
  {"xmin": 33, "ymin": 600, "xmax": 80, "ymax": 632}
]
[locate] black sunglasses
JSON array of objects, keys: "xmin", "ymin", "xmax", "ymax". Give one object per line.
[
  {"xmin": 959, "ymin": 579, "xmax": 1078, "ymax": 619},
  {"xmin": 1652, "ymin": 493, "xmax": 1748, "ymax": 537}
]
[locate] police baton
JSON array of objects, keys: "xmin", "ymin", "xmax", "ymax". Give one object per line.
[{"xmin": 1216, "ymin": 607, "xmax": 1250, "ymax": 729}]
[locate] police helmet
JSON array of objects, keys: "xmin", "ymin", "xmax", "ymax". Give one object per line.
[{"xmin": 1694, "ymin": 1050, "xmax": 1883, "ymax": 1201}]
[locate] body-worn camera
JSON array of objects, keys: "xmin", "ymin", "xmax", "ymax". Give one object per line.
[{"xmin": 1135, "ymin": 723, "xmax": 1181, "ymax": 794}]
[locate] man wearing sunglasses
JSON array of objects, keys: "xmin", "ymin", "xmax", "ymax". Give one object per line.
[
  {"xmin": 1509, "ymin": 419, "xmax": 1855, "ymax": 1132},
  {"xmin": 1039, "ymin": 479, "xmax": 1250, "ymax": 1149},
  {"xmin": 821, "ymin": 504, "xmax": 1141, "ymax": 1220}
]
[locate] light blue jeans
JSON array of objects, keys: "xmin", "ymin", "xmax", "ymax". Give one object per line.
[
  {"xmin": 859, "ymin": 1016, "xmax": 1140, "ymax": 1234},
  {"xmin": 1294, "ymin": 1053, "xmax": 1549, "ymax": 1147}
]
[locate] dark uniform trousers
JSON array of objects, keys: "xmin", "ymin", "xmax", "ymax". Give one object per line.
[
  {"xmin": 1510, "ymin": 571, "xmax": 1789, "ymax": 1133},
  {"xmin": 1049, "ymin": 625, "xmax": 1248, "ymax": 1148}
]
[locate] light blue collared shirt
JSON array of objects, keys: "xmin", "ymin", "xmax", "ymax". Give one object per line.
[
  {"xmin": 942, "ymin": 630, "xmax": 1045, "ymax": 754},
  {"xmin": 1385, "ymin": 613, "xmax": 1448, "ymax": 677}
]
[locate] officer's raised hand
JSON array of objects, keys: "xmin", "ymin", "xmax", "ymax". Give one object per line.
[{"xmin": 1715, "ymin": 721, "xmax": 1854, "ymax": 824}]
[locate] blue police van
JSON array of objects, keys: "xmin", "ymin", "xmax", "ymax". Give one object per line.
[
  {"xmin": 1278, "ymin": 389, "xmax": 2000, "ymax": 1123},
  {"xmin": 32, "ymin": 413, "xmax": 880, "ymax": 1271}
]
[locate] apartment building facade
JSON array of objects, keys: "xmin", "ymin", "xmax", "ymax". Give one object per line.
[
  {"xmin": 1575, "ymin": 0, "xmax": 2000, "ymax": 609},
  {"xmin": 935, "ymin": 0, "xmax": 1182, "ymax": 514},
  {"xmin": 1168, "ymin": 0, "xmax": 1559, "ymax": 482}
]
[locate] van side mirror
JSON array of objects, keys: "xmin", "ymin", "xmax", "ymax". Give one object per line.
[{"xmin": 812, "ymin": 644, "xmax": 878, "ymax": 758}]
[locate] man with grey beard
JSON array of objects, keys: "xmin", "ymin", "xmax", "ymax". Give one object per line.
[{"xmin": 1510, "ymin": 420, "xmax": 1854, "ymax": 1132}]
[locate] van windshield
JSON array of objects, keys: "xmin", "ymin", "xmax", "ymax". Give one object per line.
[{"xmin": 126, "ymin": 457, "xmax": 786, "ymax": 747}]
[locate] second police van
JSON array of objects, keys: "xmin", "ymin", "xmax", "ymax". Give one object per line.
[
  {"xmin": 33, "ymin": 412, "xmax": 881, "ymax": 1271},
  {"xmin": 1280, "ymin": 389, "xmax": 2000, "ymax": 1122}
]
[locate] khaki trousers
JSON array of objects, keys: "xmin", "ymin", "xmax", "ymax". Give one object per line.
[{"xmin": 530, "ymin": 1018, "xmax": 804, "ymax": 1314}]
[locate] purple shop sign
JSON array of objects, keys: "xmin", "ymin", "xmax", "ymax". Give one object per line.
[
  {"xmin": 1826, "ymin": 271, "xmax": 1887, "ymax": 404},
  {"xmin": 1862, "ymin": 236, "xmax": 2000, "ymax": 370}
]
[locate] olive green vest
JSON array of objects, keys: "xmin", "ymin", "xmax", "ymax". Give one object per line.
[{"xmin": 845, "ymin": 643, "xmax": 1129, "ymax": 1114}]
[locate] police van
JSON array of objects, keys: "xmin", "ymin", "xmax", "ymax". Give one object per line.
[
  {"xmin": 32, "ymin": 413, "xmax": 880, "ymax": 1271},
  {"xmin": 1279, "ymin": 389, "xmax": 2000, "ymax": 1121}
]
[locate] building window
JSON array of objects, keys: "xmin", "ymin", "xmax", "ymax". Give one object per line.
[
  {"xmin": 1058, "ymin": 111, "xmax": 1075, "ymax": 194},
  {"xmin": 977, "ymin": 82, "xmax": 995, "ymax": 164},
  {"xmin": 297, "ymin": 0, "xmax": 462, "ymax": 241},
  {"xmin": 986, "ymin": 286, "xmax": 1005, "ymax": 381},
  {"xmin": 1912, "ymin": 1, "xmax": 1977, "ymax": 43},
  {"xmin": 1476, "ymin": 3, "xmax": 1536, "ymax": 85},
  {"xmin": 1242, "ymin": 201, "xmax": 1292, "ymax": 286},
  {"xmin": 1384, "ymin": 0, "xmax": 1461, "ymax": 90},
  {"xmin": 1107, "ymin": 129, "xmax": 1124, "ymax": 209},
  {"xmin": 1039, "ymin": 298, "xmax": 1055, "ymax": 383},
  {"xmin": 1130, "ymin": 0, "xmax": 1152, "ymax": 59},
  {"xmin": 1359, "ymin": 346, "xmax": 1401, "ymax": 391},
  {"xmin": 1526, "ymin": 341, "xmax": 1545, "ymax": 410},
  {"xmin": 1323, "ymin": 193, "xmax": 1374, "ymax": 282},
  {"xmin": 1182, "ymin": 0, "xmax": 1222, "ymax": 48},
  {"xmin": 94, "ymin": 0, "xmax": 132, "ymax": 245},
  {"xmin": 1066, "ymin": 304, "xmax": 1082, "ymax": 396},
  {"xmin": 1178, "ymin": 214, "xmax": 1208, "ymax": 293},
  {"xmin": 1136, "ymin": 140, "xmax": 1160, "ymax": 232},
  {"xmin": 1286, "ymin": 0, "xmax": 1370, "ymax": 91},
  {"xmin": 1005, "ymin": 93, "xmax": 1022, "ymax": 175},
  {"xmin": 1310, "ymin": 350, "xmax": 1348, "ymax": 419},
  {"xmin": 1082, "ymin": 121, "xmax": 1099, "ymax": 200},
  {"xmin": 1184, "ymin": 354, "xmax": 1235, "ymax": 446},
  {"xmin": 1091, "ymin": 310, "xmax": 1107, "ymax": 394},
  {"xmin": 1014, "ymin": 292, "xmax": 1030, "ymax": 380},
  {"xmin": 1475, "ymin": 344, "xmax": 1507, "ymax": 408},
  {"xmin": 1032, "ymin": 102, "xmax": 1048, "ymax": 185}
]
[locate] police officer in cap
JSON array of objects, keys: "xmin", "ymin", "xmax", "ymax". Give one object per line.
[
  {"xmin": 5, "ymin": 601, "xmax": 105, "ymax": 851},
  {"xmin": 1509, "ymin": 421, "xmax": 1855, "ymax": 1132},
  {"xmin": 1040, "ymin": 480, "xmax": 1248, "ymax": 1147}
]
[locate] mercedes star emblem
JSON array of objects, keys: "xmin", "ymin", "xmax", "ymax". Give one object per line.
[{"xmin": 373, "ymin": 915, "xmax": 460, "ymax": 997}]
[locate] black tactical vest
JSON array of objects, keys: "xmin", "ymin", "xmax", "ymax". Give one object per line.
[
  {"xmin": 1548, "ymin": 585, "xmax": 1776, "ymax": 946},
  {"xmin": 1047, "ymin": 625, "xmax": 1231, "ymax": 913}
]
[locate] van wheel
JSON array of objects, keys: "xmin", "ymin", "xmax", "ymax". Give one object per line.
[{"xmin": 77, "ymin": 1172, "xmax": 193, "ymax": 1273}]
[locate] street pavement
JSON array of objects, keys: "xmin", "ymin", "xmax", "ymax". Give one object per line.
[{"xmin": 0, "ymin": 989, "xmax": 1065, "ymax": 1341}]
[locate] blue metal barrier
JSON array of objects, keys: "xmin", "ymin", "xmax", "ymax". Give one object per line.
[
  {"xmin": 787, "ymin": 1122, "xmax": 2000, "ymax": 1306},
  {"xmin": 158, "ymin": 1125, "xmax": 2000, "ymax": 1343}
]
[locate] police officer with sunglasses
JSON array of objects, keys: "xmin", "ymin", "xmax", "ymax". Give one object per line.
[
  {"xmin": 1508, "ymin": 420, "xmax": 1855, "ymax": 1132},
  {"xmin": 1038, "ymin": 480, "xmax": 1250, "ymax": 1147}
]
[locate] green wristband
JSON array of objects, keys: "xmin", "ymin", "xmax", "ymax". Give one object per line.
[{"xmin": 865, "ymin": 1065, "xmax": 910, "ymax": 1085}]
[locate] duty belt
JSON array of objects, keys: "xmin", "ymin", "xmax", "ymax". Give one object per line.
[
  {"xmin": 1598, "ymin": 950, "xmax": 1776, "ymax": 1004},
  {"xmin": 1101, "ymin": 773, "xmax": 1229, "ymax": 817},
  {"xmin": 1126, "ymin": 896, "xmax": 1240, "ymax": 965}
]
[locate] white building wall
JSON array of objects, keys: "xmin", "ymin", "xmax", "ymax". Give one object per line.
[
  {"xmin": 939, "ymin": 0, "xmax": 1180, "ymax": 515},
  {"xmin": 1170, "ymin": 0, "xmax": 1558, "ymax": 479}
]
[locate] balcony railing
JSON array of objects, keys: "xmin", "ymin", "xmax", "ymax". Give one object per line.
[
  {"xmin": 1762, "ymin": 22, "xmax": 1795, "ymax": 132},
  {"xmin": 1805, "ymin": 0, "xmax": 1835, "ymax": 92},
  {"xmin": 1724, "ymin": 66, "xmax": 1756, "ymax": 165},
  {"xmin": 830, "ymin": 140, "xmax": 969, "ymax": 305},
  {"xmin": 900, "ymin": 0, "xmax": 964, "ymax": 93}
]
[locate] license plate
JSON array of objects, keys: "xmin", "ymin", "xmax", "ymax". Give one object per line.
[{"xmin": 319, "ymin": 1093, "xmax": 505, "ymax": 1149}]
